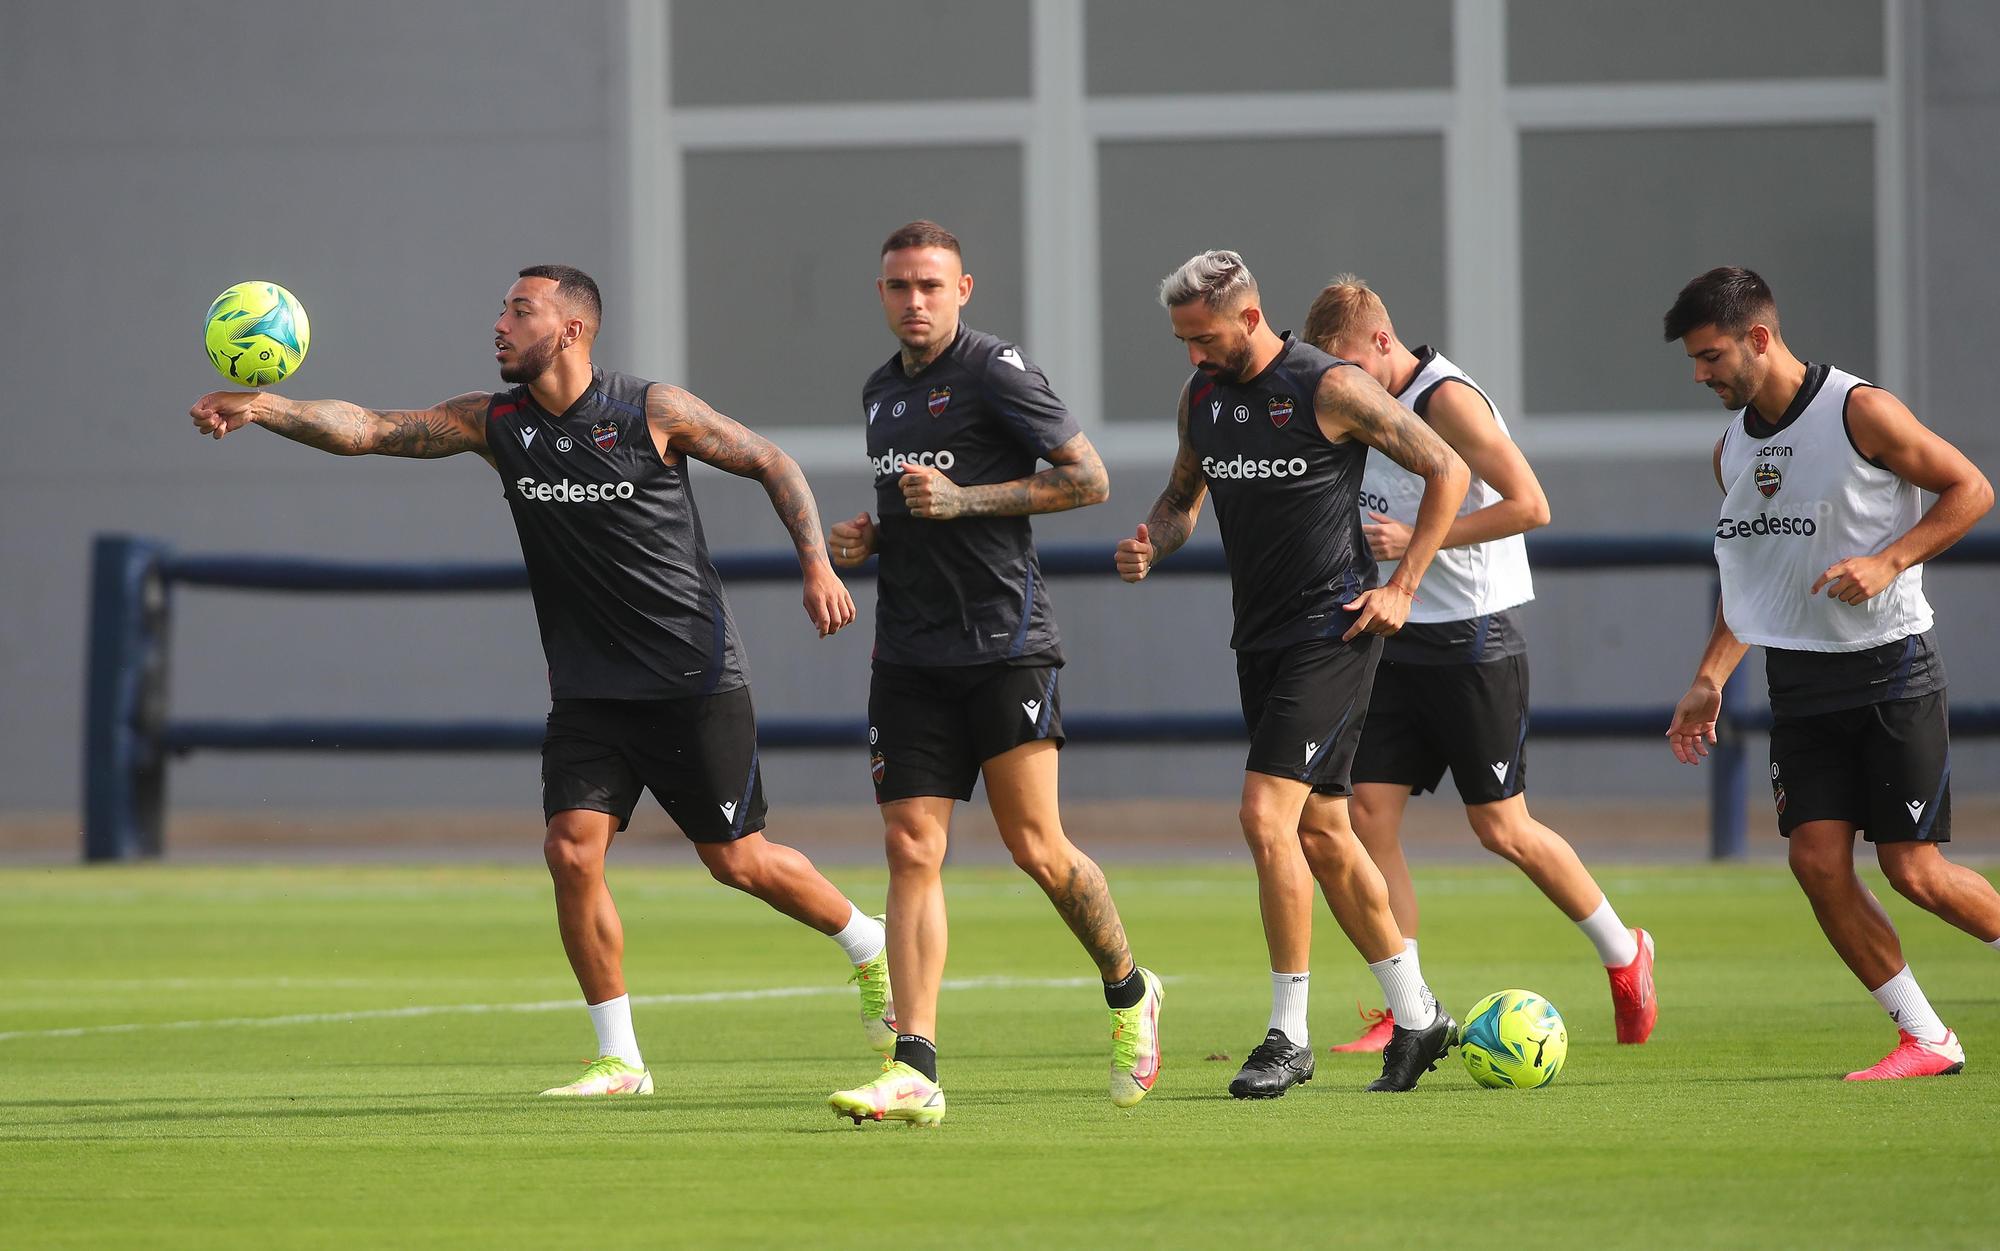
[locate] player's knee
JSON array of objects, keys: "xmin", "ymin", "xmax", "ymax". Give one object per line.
[
  {"xmin": 884, "ymin": 823, "xmax": 946, "ymax": 875},
  {"xmin": 1297, "ymin": 823, "xmax": 1360, "ymax": 872},
  {"xmin": 1238, "ymin": 799, "xmax": 1293, "ymax": 849},
  {"xmin": 1005, "ymin": 829, "xmax": 1076, "ymax": 888},
  {"xmin": 1468, "ymin": 818, "xmax": 1528, "ymax": 863},
  {"xmin": 701, "ymin": 847, "xmax": 760, "ymax": 893},
  {"xmin": 1786, "ymin": 841, "xmax": 1847, "ymax": 894},
  {"xmin": 1881, "ymin": 856, "xmax": 1945, "ymax": 911},
  {"xmin": 542, "ymin": 830, "xmax": 601, "ymax": 883},
  {"xmin": 1348, "ymin": 794, "xmax": 1391, "ymax": 839}
]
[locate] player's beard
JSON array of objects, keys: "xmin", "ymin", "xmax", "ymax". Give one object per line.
[
  {"xmin": 1196, "ymin": 338, "xmax": 1256, "ymax": 382},
  {"xmin": 500, "ymin": 329, "xmax": 562, "ymax": 384},
  {"xmin": 1711, "ymin": 360, "xmax": 1758, "ymax": 410}
]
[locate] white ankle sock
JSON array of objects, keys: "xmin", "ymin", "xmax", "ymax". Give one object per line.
[
  {"xmin": 1869, "ymin": 966, "xmax": 1949, "ymax": 1044},
  {"xmin": 1269, "ymin": 971, "xmax": 1309, "ymax": 1045},
  {"xmin": 1403, "ymin": 937, "xmax": 1419, "ymax": 963},
  {"xmin": 1577, "ymin": 897, "xmax": 1640, "ymax": 967},
  {"xmin": 1987, "ymin": 935, "xmax": 2000, "ymax": 952},
  {"xmin": 1368, "ymin": 948, "xmax": 1437, "ymax": 1030},
  {"xmin": 587, "ymin": 993, "xmax": 643, "ymax": 1068},
  {"xmin": 831, "ymin": 903, "xmax": 884, "ymax": 965}
]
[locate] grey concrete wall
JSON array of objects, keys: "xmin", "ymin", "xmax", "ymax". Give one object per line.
[
  {"xmin": 4, "ymin": 2, "xmax": 1998, "ymax": 835},
  {"xmin": 0, "ymin": 2, "xmax": 618, "ymax": 815}
]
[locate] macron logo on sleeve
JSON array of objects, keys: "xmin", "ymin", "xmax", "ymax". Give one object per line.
[{"xmin": 997, "ymin": 348, "xmax": 1027, "ymax": 372}]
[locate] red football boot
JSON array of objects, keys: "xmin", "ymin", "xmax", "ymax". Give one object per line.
[
  {"xmin": 1844, "ymin": 1030, "xmax": 1965, "ymax": 1081},
  {"xmin": 1607, "ymin": 928, "xmax": 1657, "ymax": 1044},
  {"xmin": 1329, "ymin": 1004, "xmax": 1396, "ymax": 1054}
]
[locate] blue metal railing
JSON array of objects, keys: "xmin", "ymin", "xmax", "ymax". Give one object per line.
[{"xmin": 82, "ymin": 532, "xmax": 2000, "ymax": 862}]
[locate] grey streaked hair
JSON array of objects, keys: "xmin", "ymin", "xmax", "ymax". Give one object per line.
[{"xmin": 1158, "ymin": 249, "xmax": 1258, "ymax": 310}]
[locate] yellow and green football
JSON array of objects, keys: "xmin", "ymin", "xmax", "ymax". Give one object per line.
[
  {"xmin": 203, "ymin": 281, "xmax": 309, "ymax": 387},
  {"xmin": 1459, "ymin": 989, "xmax": 1567, "ymax": 1089}
]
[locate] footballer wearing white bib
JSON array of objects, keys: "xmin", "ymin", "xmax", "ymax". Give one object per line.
[
  {"xmin": 1306, "ymin": 277, "xmax": 1657, "ymax": 1057},
  {"xmin": 1665, "ymin": 266, "xmax": 2000, "ymax": 1083}
]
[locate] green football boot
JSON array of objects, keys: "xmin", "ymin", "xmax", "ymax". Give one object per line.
[
  {"xmin": 538, "ymin": 1055, "xmax": 652, "ymax": 1097},
  {"xmin": 828, "ymin": 1060, "xmax": 945, "ymax": 1127}
]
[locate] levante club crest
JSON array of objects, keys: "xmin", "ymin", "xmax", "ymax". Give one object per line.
[
  {"xmin": 1754, "ymin": 462, "xmax": 1782, "ymax": 497},
  {"xmin": 1268, "ymin": 396, "xmax": 1294, "ymax": 427},
  {"xmin": 928, "ymin": 386, "xmax": 952, "ymax": 417},
  {"xmin": 591, "ymin": 419, "xmax": 619, "ymax": 451}
]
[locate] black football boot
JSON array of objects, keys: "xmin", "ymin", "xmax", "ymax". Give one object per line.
[
  {"xmin": 1229, "ymin": 1029, "xmax": 1316, "ymax": 1098},
  {"xmin": 1366, "ymin": 1009, "xmax": 1458, "ymax": 1092}
]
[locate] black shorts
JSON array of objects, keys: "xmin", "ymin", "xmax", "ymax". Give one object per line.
[
  {"xmin": 868, "ymin": 658, "xmax": 1064, "ymax": 803},
  {"xmin": 1236, "ymin": 635, "xmax": 1382, "ymax": 795},
  {"xmin": 1770, "ymin": 691, "xmax": 1951, "ymax": 843},
  {"xmin": 541, "ymin": 687, "xmax": 767, "ymax": 842},
  {"xmin": 1352, "ymin": 653, "xmax": 1530, "ymax": 805}
]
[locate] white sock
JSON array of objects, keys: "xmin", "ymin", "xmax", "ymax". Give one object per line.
[
  {"xmin": 1269, "ymin": 971, "xmax": 1309, "ymax": 1045},
  {"xmin": 1869, "ymin": 966, "xmax": 1949, "ymax": 1044},
  {"xmin": 1368, "ymin": 948, "xmax": 1438, "ymax": 1030},
  {"xmin": 831, "ymin": 903, "xmax": 884, "ymax": 965},
  {"xmin": 587, "ymin": 993, "xmax": 644, "ymax": 1069},
  {"xmin": 1577, "ymin": 897, "xmax": 1640, "ymax": 967},
  {"xmin": 1403, "ymin": 937, "xmax": 1419, "ymax": 962},
  {"xmin": 1987, "ymin": 935, "xmax": 2000, "ymax": 951}
]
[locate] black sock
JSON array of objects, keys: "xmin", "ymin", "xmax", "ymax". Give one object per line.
[
  {"xmin": 894, "ymin": 1034, "xmax": 938, "ymax": 1082},
  {"xmin": 1103, "ymin": 965, "xmax": 1147, "ymax": 1010}
]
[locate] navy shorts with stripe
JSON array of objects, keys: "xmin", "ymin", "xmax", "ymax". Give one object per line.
[
  {"xmin": 868, "ymin": 657, "xmax": 1064, "ymax": 803},
  {"xmin": 1352, "ymin": 653, "xmax": 1530, "ymax": 805},
  {"xmin": 1770, "ymin": 690, "xmax": 1951, "ymax": 843},
  {"xmin": 1236, "ymin": 635, "xmax": 1383, "ymax": 796},
  {"xmin": 541, "ymin": 687, "xmax": 766, "ymax": 842}
]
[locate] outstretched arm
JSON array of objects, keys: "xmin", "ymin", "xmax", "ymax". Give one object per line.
[
  {"xmin": 1116, "ymin": 382, "xmax": 1206, "ymax": 582},
  {"xmin": 191, "ymin": 391, "xmax": 492, "ymax": 460},
  {"xmin": 645, "ymin": 383, "xmax": 855, "ymax": 637},
  {"xmin": 899, "ymin": 431, "xmax": 1110, "ymax": 520},
  {"xmin": 1316, "ymin": 365, "xmax": 1468, "ymax": 637}
]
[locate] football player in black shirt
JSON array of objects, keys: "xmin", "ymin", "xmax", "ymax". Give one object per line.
[
  {"xmin": 825, "ymin": 222, "xmax": 1162, "ymax": 1126},
  {"xmin": 1118, "ymin": 250, "xmax": 1469, "ymax": 1094},
  {"xmin": 191, "ymin": 265, "xmax": 897, "ymax": 1098}
]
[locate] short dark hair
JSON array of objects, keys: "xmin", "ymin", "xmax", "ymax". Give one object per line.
[
  {"xmin": 1662, "ymin": 266, "xmax": 1778, "ymax": 341},
  {"xmin": 517, "ymin": 264, "xmax": 602, "ymax": 326},
  {"xmin": 881, "ymin": 220, "xmax": 961, "ymax": 257}
]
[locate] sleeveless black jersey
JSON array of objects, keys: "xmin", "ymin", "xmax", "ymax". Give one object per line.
[
  {"xmin": 485, "ymin": 367, "xmax": 747, "ymax": 700},
  {"xmin": 1187, "ymin": 334, "xmax": 1376, "ymax": 652},
  {"xmin": 863, "ymin": 326, "xmax": 1082, "ymax": 667}
]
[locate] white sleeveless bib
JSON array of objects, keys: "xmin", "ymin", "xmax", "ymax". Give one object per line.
[
  {"xmin": 1360, "ymin": 349, "xmax": 1534, "ymax": 623},
  {"xmin": 1714, "ymin": 366, "xmax": 1932, "ymax": 651}
]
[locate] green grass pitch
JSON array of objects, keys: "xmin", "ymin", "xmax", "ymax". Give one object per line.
[{"xmin": 2, "ymin": 861, "xmax": 1995, "ymax": 1249}]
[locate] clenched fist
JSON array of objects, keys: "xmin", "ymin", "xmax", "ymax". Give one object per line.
[
  {"xmin": 1115, "ymin": 523, "xmax": 1153, "ymax": 583},
  {"xmin": 829, "ymin": 512, "xmax": 877, "ymax": 569}
]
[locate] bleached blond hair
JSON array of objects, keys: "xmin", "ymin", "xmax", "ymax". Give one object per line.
[{"xmin": 1158, "ymin": 249, "xmax": 1258, "ymax": 310}]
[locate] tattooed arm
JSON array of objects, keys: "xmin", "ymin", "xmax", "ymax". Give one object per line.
[
  {"xmin": 897, "ymin": 431, "xmax": 1110, "ymax": 520},
  {"xmin": 645, "ymin": 383, "xmax": 856, "ymax": 638},
  {"xmin": 1315, "ymin": 364, "xmax": 1468, "ymax": 638},
  {"xmin": 1115, "ymin": 381, "xmax": 1208, "ymax": 582},
  {"xmin": 190, "ymin": 390, "xmax": 493, "ymax": 461}
]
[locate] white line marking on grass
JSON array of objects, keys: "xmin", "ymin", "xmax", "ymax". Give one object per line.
[{"xmin": 0, "ymin": 976, "xmax": 1101, "ymax": 1044}]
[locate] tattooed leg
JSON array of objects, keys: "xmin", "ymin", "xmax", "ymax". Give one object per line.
[{"xmin": 984, "ymin": 740, "xmax": 1135, "ymax": 981}]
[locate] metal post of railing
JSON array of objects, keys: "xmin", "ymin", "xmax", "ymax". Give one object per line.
[
  {"xmin": 1707, "ymin": 576, "xmax": 1750, "ymax": 860},
  {"xmin": 82, "ymin": 535, "xmax": 172, "ymax": 861}
]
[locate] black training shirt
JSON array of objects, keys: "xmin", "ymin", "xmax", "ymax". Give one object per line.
[
  {"xmin": 486, "ymin": 368, "xmax": 747, "ymax": 700},
  {"xmin": 1186, "ymin": 334, "xmax": 1377, "ymax": 652},
  {"xmin": 862, "ymin": 326, "xmax": 1082, "ymax": 667}
]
